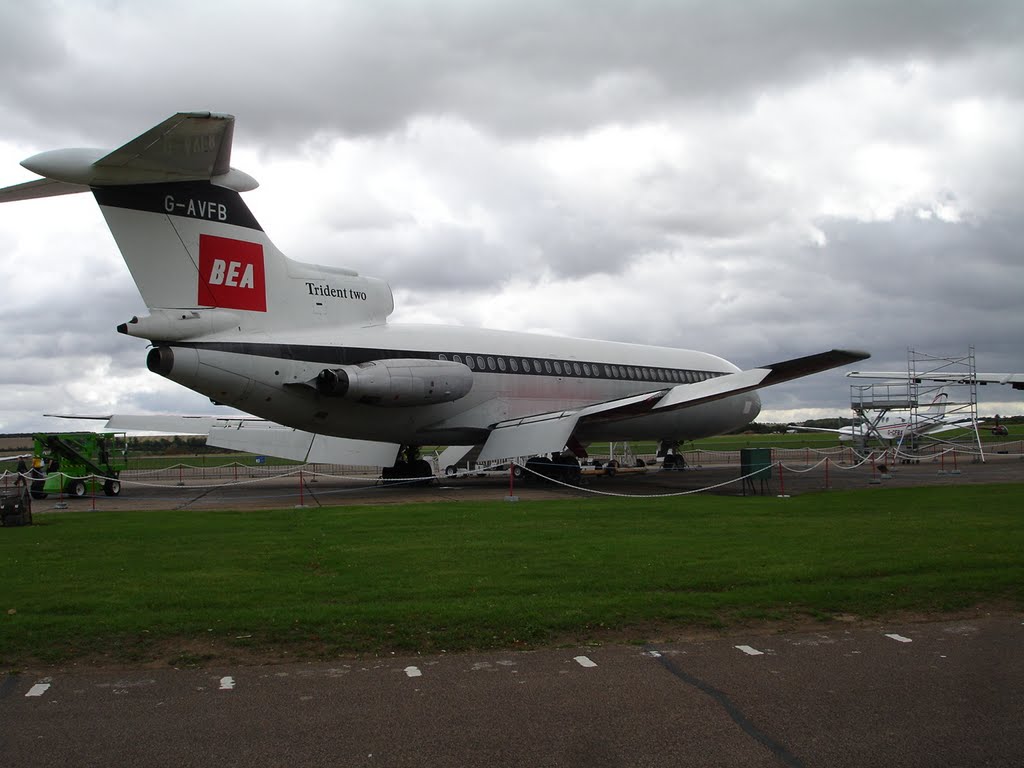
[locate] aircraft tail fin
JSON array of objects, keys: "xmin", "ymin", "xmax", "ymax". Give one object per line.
[
  {"xmin": 924, "ymin": 388, "xmax": 949, "ymax": 416},
  {"xmin": 1, "ymin": 112, "xmax": 394, "ymax": 335}
]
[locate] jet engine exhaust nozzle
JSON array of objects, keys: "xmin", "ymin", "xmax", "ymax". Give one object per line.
[
  {"xmin": 147, "ymin": 346, "xmax": 175, "ymax": 376},
  {"xmin": 316, "ymin": 368, "xmax": 350, "ymax": 398}
]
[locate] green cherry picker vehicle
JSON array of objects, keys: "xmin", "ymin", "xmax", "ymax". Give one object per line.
[{"xmin": 29, "ymin": 432, "xmax": 128, "ymax": 499}]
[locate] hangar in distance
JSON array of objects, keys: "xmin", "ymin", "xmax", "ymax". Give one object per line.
[{"xmin": 0, "ymin": 112, "xmax": 868, "ymax": 478}]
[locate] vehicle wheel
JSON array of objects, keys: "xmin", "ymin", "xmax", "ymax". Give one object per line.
[
  {"xmin": 67, "ymin": 479, "xmax": 87, "ymax": 497},
  {"xmin": 606, "ymin": 459, "xmax": 618, "ymax": 478},
  {"xmin": 635, "ymin": 458, "xmax": 646, "ymax": 468},
  {"xmin": 104, "ymin": 479, "xmax": 121, "ymax": 496},
  {"xmin": 512, "ymin": 465, "xmax": 526, "ymax": 479},
  {"xmin": 445, "ymin": 465, "xmax": 457, "ymax": 477}
]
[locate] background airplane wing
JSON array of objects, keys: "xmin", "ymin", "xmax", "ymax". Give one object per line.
[
  {"xmin": 847, "ymin": 371, "xmax": 1024, "ymax": 390},
  {"xmin": 786, "ymin": 424, "xmax": 850, "ymax": 435}
]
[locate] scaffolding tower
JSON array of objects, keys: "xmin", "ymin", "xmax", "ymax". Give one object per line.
[{"xmin": 849, "ymin": 346, "xmax": 984, "ymax": 462}]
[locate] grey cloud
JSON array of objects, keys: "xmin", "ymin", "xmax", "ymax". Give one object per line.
[{"xmin": 2, "ymin": 1, "xmax": 1023, "ymax": 148}]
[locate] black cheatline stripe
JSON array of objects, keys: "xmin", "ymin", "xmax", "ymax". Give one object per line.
[
  {"xmin": 174, "ymin": 341, "xmax": 726, "ymax": 386},
  {"xmin": 93, "ymin": 181, "xmax": 264, "ymax": 231},
  {"xmin": 649, "ymin": 648, "xmax": 806, "ymax": 768}
]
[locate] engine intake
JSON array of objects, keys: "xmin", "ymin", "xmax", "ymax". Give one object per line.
[{"xmin": 316, "ymin": 359, "xmax": 474, "ymax": 407}]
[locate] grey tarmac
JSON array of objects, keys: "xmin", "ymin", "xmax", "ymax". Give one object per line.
[{"xmin": 2, "ymin": 615, "xmax": 1022, "ymax": 767}]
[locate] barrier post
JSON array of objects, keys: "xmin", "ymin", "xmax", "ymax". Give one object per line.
[
  {"xmin": 951, "ymin": 448, "xmax": 961, "ymax": 475},
  {"xmin": 824, "ymin": 456, "xmax": 830, "ymax": 490},
  {"xmin": 776, "ymin": 460, "xmax": 788, "ymax": 498},
  {"xmin": 298, "ymin": 468, "xmax": 305, "ymax": 507},
  {"xmin": 505, "ymin": 462, "xmax": 519, "ymax": 502},
  {"xmin": 938, "ymin": 450, "xmax": 946, "ymax": 475},
  {"xmin": 177, "ymin": 464, "xmax": 184, "ymax": 487}
]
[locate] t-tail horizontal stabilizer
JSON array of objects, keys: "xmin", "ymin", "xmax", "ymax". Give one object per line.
[{"xmin": 1, "ymin": 112, "xmax": 257, "ymax": 201}]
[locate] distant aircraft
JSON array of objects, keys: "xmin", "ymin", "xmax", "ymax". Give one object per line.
[
  {"xmin": 0, "ymin": 112, "xmax": 867, "ymax": 477},
  {"xmin": 789, "ymin": 390, "xmax": 973, "ymax": 444}
]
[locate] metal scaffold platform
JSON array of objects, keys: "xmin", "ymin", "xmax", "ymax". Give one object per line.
[{"xmin": 849, "ymin": 346, "xmax": 984, "ymax": 462}]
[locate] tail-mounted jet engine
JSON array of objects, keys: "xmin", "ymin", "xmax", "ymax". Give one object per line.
[{"xmin": 316, "ymin": 359, "xmax": 473, "ymax": 406}]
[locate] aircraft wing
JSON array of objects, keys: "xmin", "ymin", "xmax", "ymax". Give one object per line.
[
  {"xmin": 477, "ymin": 391, "xmax": 665, "ymax": 462},
  {"xmin": 786, "ymin": 424, "xmax": 851, "ymax": 436},
  {"xmin": 477, "ymin": 349, "xmax": 869, "ymax": 462},
  {"xmin": 50, "ymin": 414, "xmax": 401, "ymax": 467},
  {"xmin": 847, "ymin": 371, "xmax": 1024, "ymax": 390}
]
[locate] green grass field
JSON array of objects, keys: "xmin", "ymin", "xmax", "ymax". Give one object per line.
[{"xmin": 2, "ymin": 483, "xmax": 1022, "ymax": 667}]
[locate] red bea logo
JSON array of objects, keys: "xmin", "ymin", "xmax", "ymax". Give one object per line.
[{"xmin": 197, "ymin": 235, "xmax": 267, "ymax": 312}]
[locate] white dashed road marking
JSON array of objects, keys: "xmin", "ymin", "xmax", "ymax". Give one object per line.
[
  {"xmin": 574, "ymin": 656, "xmax": 597, "ymax": 668},
  {"xmin": 885, "ymin": 634, "xmax": 913, "ymax": 643},
  {"xmin": 735, "ymin": 645, "xmax": 764, "ymax": 656}
]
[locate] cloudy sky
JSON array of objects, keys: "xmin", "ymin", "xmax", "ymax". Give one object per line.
[{"xmin": 0, "ymin": 0, "xmax": 1022, "ymax": 435}]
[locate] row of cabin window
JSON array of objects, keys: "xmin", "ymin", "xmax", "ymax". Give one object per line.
[{"xmin": 437, "ymin": 353, "xmax": 716, "ymax": 384}]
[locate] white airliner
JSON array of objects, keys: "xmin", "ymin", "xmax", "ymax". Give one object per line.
[
  {"xmin": 789, "ymin": 390, "xmax": 972, "ymax": 443},
  {"xmin": 0, "ymin": 112, "xmax": 868, "ymax": 478}
]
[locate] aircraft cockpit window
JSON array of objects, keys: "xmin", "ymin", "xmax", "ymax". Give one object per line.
[{"xmin": 497, "ymin": 357, "xmax": 507, "ymax": 371}]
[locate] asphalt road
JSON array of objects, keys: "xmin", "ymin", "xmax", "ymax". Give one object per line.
[{"xmin": 3, "ymin": 615, "xmax": 1021, "ymax": 767}]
